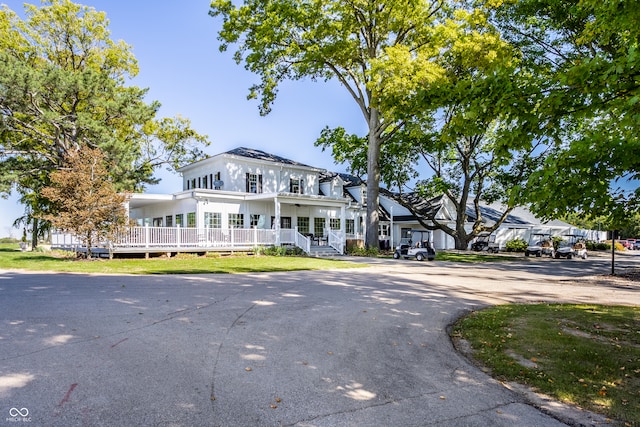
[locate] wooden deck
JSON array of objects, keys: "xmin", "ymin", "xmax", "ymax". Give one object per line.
[{"xmin": 50, "ymin": 226, "xmax": 347, "ymax": 257}]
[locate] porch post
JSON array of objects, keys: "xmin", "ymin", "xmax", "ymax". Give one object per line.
[
  {"xmin": 274, "ymin": 197, "xmax": 281, "ymax": 245},
  {"xmin": 340, "ymin": 204, "xmax": 346, "ymax": 254},
  {"xmin": 390, "ymin": 205, "xmax": 394, "ymax": 248}
]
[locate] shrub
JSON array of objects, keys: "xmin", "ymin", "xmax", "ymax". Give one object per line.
[
  {"xmin": 505, "ymin": 238, "xmax": 527, "ymax": 252},
  {"xmin": 586, "ymin": 240, "xmax": 610, "ymax": 251},
  {"xmin": 347, "ymin": 246, "xmax": 380, "ymax": 257},
  {"xmin": 254, "ymin": 245, "xmax": 304, "ymax": 256}
]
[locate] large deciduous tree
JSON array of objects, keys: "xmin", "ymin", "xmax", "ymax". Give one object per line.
[
  {"xmin": 40, "ymin": 146, "xmax": 129, "ymax": 259},
  {"xmin": 318, "ymin": 7, "xmax": 548, "ymax": 249},
  {"xmin": 490, "ymin": 0, "xmax": 640, "ymax": 225},
  {"xmin": 0, "ymin": 0, "xmax": 209, "ymax": 247},
  {"xmin": 209, "ymin": 0, "xmax": 448, "ymax": 249}
]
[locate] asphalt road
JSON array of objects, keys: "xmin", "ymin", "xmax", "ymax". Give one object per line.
[{"xmin": 1, "ymin": 253, "xmax": 638, "ymax": 426}]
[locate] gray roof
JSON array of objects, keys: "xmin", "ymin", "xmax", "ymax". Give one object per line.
[
  {"xmin": 225, "ymin": 147, "xmax": 316, "ymax": 169},
  {"xmin": 467, "ymin": 202, "xmax": 573, "ymax": 228},
  {"xmin": 380, "ymin": 189, "xmax": 442, "ymax": 220},
  {"xmin": 382, "ymin": 189, "xmax": 573, "ymax": 228},
  {"xmin": 319, "ymin": 171, "xmax": 363, "ymax": 186},
  {"xmin": 467, "ymin": 203, "xmax": 532, "ymax": 225}
]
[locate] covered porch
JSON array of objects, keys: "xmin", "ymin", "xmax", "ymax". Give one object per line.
[{"xmin": 121, "ymin": 190, "xmax": 363, "ymax": 255}]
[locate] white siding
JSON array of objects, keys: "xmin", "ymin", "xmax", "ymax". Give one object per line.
[{"xmin": 182, "ymin": 156, "xmax": 321, "ymax": 196}]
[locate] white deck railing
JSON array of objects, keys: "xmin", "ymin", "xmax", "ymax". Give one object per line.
[
  {"xmin": 51, "ymin": 226, "xmax": 311, "ymax": 253},
  {"xmin": 328, "ymin": 229, "xmax": 344, "ymax": 254}
]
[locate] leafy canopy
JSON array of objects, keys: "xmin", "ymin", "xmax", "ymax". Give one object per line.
[
  {"xmin": 0, "ymin": 0, "xmax": 209, "ymax": 240},
  {"xmin": 490, "ymin": 0, "xmax": 640, "ymax": 225}
]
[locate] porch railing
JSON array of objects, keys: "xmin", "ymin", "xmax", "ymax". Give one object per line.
[
  {"xmin": 328, "ymin": 229, "xmax": 344, "ymax": 254},
  {"xmin": 51, "ymin": 226, "xmax": 317, "ymax": 254}
]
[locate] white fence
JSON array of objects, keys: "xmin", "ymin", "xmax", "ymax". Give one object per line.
[
  {"xmin": 51, "ymin": 226, "xmax": 310, "ymax": 253},
  {"xmin": 113, "ymin": 227, "xmax": 283, "ymax": 249}
]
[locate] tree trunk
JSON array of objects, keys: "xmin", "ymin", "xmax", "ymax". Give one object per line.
[
  {"xmin": 365, "ymin": 108, "xmax": 381, "ymax": 250},
  {"xmin": 30, "ymin": 217, "xmax": 39, "ymax": 250},
  {"xmin": 86, "ymin": 232, "xmax": 93, "ymax": 259},
  {"xmin": 454, "ymin": 235, "xmax": 470, "ymax": 250},
  {"xmin": 453, "ymin": 219, "xmax": 472, "ymax": 250}
]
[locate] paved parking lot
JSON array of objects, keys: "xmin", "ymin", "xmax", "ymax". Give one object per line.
[{"xmin": 1, "ymin": 254, "xmax": 638, "ymax": 426}]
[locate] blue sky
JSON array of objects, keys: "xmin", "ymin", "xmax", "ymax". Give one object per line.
[{"xmin": 0, "ymin": 0, "xmax": 368, "ymax": 237}]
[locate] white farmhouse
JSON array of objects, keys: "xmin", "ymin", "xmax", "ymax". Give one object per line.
[
  {"xmin": 120, "ymin": 147, "xmax": 368, "ymax": 256},
  {"xmin": 52, "ymin": 146, "xmax": 604, "ymax": 256}
]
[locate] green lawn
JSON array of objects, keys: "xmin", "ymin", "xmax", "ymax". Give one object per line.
[
  {"xmin": 0, "ymin": 244, "xmax": 365, "ymax": 274},
  {"xmin": 452, "ymin": 304, "xmax": 640, "ymax": 424},
  {"xmin": 435, "ymin": 250, "xmax": 518, "ymax": 262}
]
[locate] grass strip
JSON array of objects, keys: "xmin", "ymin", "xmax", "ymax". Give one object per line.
[
  {"xmin": 452, "ymin": 304, "xmax": 640, "ymax": 425},
  {"xmin": 0, "ymin": 246, "xmax": 365, "ymax": 274}
]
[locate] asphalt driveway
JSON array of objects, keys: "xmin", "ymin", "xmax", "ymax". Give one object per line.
[{"xmin": 1, "ymin": 255, "xmax": 638, "ymax": 426}]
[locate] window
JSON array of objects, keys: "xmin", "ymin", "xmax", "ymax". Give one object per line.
[
  {"xmin": 214, "ymin": 172, "xmax": 222, "ymax": 190},
  {"xmin": 191, "ymin": 178, "xmax": 196, "ymax": 189},
  {"xmin": 346, "ymin": 219, "xmax": 355, "ymax": 234},
  {"xmin": 289, "ymin": 178, "xmax": 303, "ymax": 194},
  {"xmin": 330, "ymin": 218, "xmax": 340, "ymax": 230},
  {"xmin": 153, "ymin": 217, "xmax": 163, "ymax": 227},
  {"xmin": 175, "ymin": 214, "xmax": 184, "ymax": 227},
  {"xmin": 378, "ymin": 223, "xmax": 389, "ymax": 238},
  {"xmin": 203, "ymin": 175, "xmax": 208, "ymax": 189},
  {"xmin": 270, "ymin": 216, "xmax": 292, "ymax": 229},
  {"xmin": 187, "ymin": 212, "xmax": 196, "ymax": 228},
  {"xmin": 401, "ymin": 228, "xmax": 412, "ymax": 239},
  {"xmin": 362, "ymin": 188, "xmax": 367, "ymax": 205},
  {"xmin": 166, "ymin": 215, "xmax": 173, "ymax": 227},
  {"xmin": 228, "ymin": 213, "xmax": 244, "ymax": 228},
  {"xmin": 281, "ymin": 217, "xmax": 292, "ymax": 229},
  {"xmin": 250, "ymin": 214, "xmax": 261, "ymax": 228},
  {"xmin": 246, "ymin": 173, "xmax": 262, "ymax": 193},
  {"xmin": 205, "ymin": 212, "xmax": 221, "ymax": 228},
  {"xmin": 297, "ymin": 217, "xmax": 309, "ymax": 234},
  {"xmin": 314, "ymin": 218, "xmax": 325, "ymax": 237},
  {"xmin": 198, "ymin": 177, "xmax": 202, "ymax": 188}
]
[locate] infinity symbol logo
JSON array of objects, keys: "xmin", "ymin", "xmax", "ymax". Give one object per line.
[{"xmin": 9, "ymin": 407, "xmax": 29, "ymax": 417}]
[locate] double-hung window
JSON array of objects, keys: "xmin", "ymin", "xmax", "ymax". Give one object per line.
[
  {"xmin": 246, "ymin": 173, "xmax": 262, "ymax": 193},
  {"xmin": 229, "ymin": 213, "xmax": 244, "ymax": 228},
  {"xmin": 346, "ymin": 219, "xmax": 355, "ymax": 234},
  {"xmin": 205, "ymin": 212, "xmax": 221, "ymax": 228},
  {"xmin": 289, "ymin": 178, "xmax": 303, "ymax": 194},
  {"xmin": 297, "ymin": 217, "xmax": 309, "ymax": 234},
  {"xmin": 187, "ymin": 212, "xmax": 196, "ymax": 228}
]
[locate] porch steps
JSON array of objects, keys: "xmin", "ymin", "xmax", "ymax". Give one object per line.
[{"xmin": 308, "ymin": 245, "xmax": 342, "ymax": 258}]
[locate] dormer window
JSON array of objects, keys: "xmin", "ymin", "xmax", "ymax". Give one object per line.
[{"xmin": 290, "ymin": 178, "xmax": 303, "ymax": 194}]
